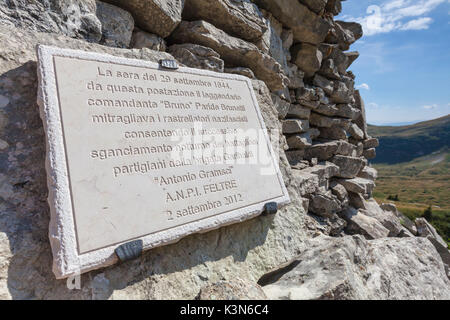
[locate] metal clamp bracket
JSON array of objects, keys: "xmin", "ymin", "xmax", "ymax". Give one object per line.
[
  {"xmin": 159, "ymin": 59, "xmax": 179, "ymax": 70},
  {"xmin": 115, "ymin": 239, "xmax": 143, "ymax": 262},
  {"xmin": 262, "ymin": 202, "xmax": 278, "ymax": 215}
]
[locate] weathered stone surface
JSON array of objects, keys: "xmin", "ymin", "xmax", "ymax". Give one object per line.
[
  {"xmin": 330, "ymin": 81, "xmax": 352, "ymax": 104},
  {"xmin": 318, "ymin": 126, "xmax": 347, "ymax": 140},
  {"xmin": 0, "ymin": 0, "xmax": 102, "ymax": 42},
  {"xmin": 271, "ymin": 94, "xmax": 290, "ymax": 119},
  {"xmin": 170, "ymin": 20, "xmax": 288, "ymax": 91},
  {"xmin": 380, "ymin": 203, "xmax": 417, "ymax": 235},
  {"xmin": 168, "ymin": 44, "xmax": 224, "ymax": 72},
  {"xmin": 308, "ymin": 192, "xmax": 342, "ymax": 218},
  {"xmin": 254, "ymin": 0, "xmax": 330, "ymax": 44},
  {"xmin": 286, "ymin": 63, "xmax": 304, "ymax": 89},
  {"xmin": 183, "ymin": 0, "xmax": 266, "ymax": 42},
  {"xmin": 314, "ymin": 103, "xmax": 360, "ymax": 120},
  {"xmin": 308, "ymin": 127, "xmax": 321, "ymax": 140},
  {"xmin": 285, "ymin": 150, "xmax": 305, "ymax": 166},
  {"xmin": 360, "ymin": 199, "xmax": 403, "ymax": 237},
  {"xmin": 96, "ymin": 1, "xmax": 134, "ymax": 48},
  {"xmin": 103, "ymin": 0, "xmax": 183, "ymax": 37},
  {"xmin": 363, "ymin": 148, "xmax": 376, "ymax": 159},
  {"xmin": 337, "ymin": 177, "xmax": 375, "ymax": 195},
  {"xmin": 310, "ymin": 113, "xmax": 351, "ymax": 128},
  {"xmin": 292, "ymin": 43, "xmax": 323, "ymax": 78},
  {"xmin": 0, "ymin": 24, "xmax": 313, "ymax": 299},
  {"xmin": 363, "ymin": 137, "xmax": 379, "ymax": 149},
  {"xmin": 287, "ymin": 133, "xmax": 312, "ymax": 149},
  {"xmin": 197, "ymin": 278, "xmax": 268, "ymax": 300},
  {"xmin": 130, "ymin": 29, "xmax": 166, "ymax": 51},
  {"xmin": 331, "ymin": 182, "xmax": 348, "ymax": 201},
  {"xmin": 348, "ymin": 123, "xmax": 364, "ymax": 140},
  {"xmin": 225, "ymin": 67, "xmax": 255, "ymax": 79},
  {"xmin": 298, "ymin": 0, "xmax": 327, "ymax": 14},
  {"xmin": 301, "ymin": 162, "xmax": 339, "ymax": 187},
  {"xmin": 358, "ymin": 166, "xmax": 378, "ymax": 181},
  {"xmin": 326, "ymin": 20, "xmax": 362, "ymax": 51},
  {"xmin": 261, "ymin": 235, "xmax": 450, "ymax": 299},
  {"xmin": 354, "ymin": 90, "xmax": 368, "ymax": 139},
  {"xmin": 340, "ymin": 208, "xmax": 390, "ymax": 239},
  {"xmin": 326, "ymin": 0, "xmax": 342, "ymax": 16},
  {"xmin": 286, "ymin": 104, "xmax": 310, "ymax": 119},
  {"xmin": 291, "ymin": 171, "xmax": 319, "ymax": 196},
  {"xmin": 304, "ymin": 141, "xmax": 341, "ymax": 161},
  {"xmin": 313, "ymin": 74, "xmax": 334, "ymax": 95},
  {"xmin": 282, "ymin": 119, "xmax": 309, "ymax": 134},
  {"xmin": 331, "ymin": 155, "xmax": 365, "ymax": 179},
  {"xmin": 345, "ymin": 51, "xmax": 359, "ymax": 69}
]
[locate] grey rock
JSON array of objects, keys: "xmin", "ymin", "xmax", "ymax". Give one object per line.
[
  {"xmin": 168, "ymin": 44, "xmax": 224, "ymax": 72},
  {"xmin": 287, "ymin": 133, "xmax": 312, "ymax": 149},
  {"xmin": 96, "ymin": 1, "xmax": 134, "ymax": 48},
  {"xmin": 285, "ymin": 150, "xmax": 305, "ymax": 166},
  {"xmin": 254, "ymin": 0, "xmax": 330, "ymax": 44},
  {"xmin": 304, "ymin": 141, "xmax": 340, "ymax": 161},
  {"xmin": 197, "ymin": 278, "xmax": 268, "ymax": 300},
  {"xmin": 286, "ymin": 104, "xmax": 311, "ymax": 119},
  {"xmin": 261, "ymin": 234, "xmax": 450, "ymax": 299},
  {"xmin": 224, "ymin": 67, "xmax": 255, "ymax": 79},
  {"xmin": 170, "ymin": 20, "xmax": 288, "ymax": 91},
  {"xmin": 380, "ymin": 203, "xmax": 417, "ymax": 235},
  {"xmin": 325, "ymin": 0, "xmax": 342, "ymax": 16},
  {"xmin": 308, "ymin": 127, "xmax": 321, "ymax": 140},
  {"xmin": 314, "ymin": 103, "xmax": 360, "ymax": 120},
  {"xmin": 416, "ymin": 218, "xmax": 448, "ymax": 249},
  {"xmin": 331, "ymin": 183, "xmax": 348, "ymax": 201},
  {"xmin": 358, "ymin": 166, "xmax": 378, "ymax": 181},
  {"xmin": 0, "ymin": 24, "xmax": 311, "ymax": 300},
  {"xmin": 337, "ymin": 177, "xmax": 375, "ymax": 195},
  {"xmin": 292, "ymin": 43, "xmax": 323, "ymax": 78},
  {"xmin": 330, "ymin": 81, "xmax": 352, "ymax": 104},
  {"xmin": 271, "ymin": 94, "xmax": 290, "ymax": 119},
  {"xmin": 103, "ymin": 0, "xmax": 183, "ymax": 37},
  {"xmin": 363, "ymin": 137, "xmax": 379, "ymax": 149},
  {"xmin": 313, "ymin": 74, "xmax": 334, "ymax": 95},
  {"xmin": 298, "ymin": 0, "xmax": 327, "ymax": 14},
  {"xmin": 326, "ymin": 20, "xmax": 363, "ymax": 51},
  {"xmin": 360, "ymin": 199, "xmax": 403, "ymax": 237},
  {"xmin": 340, "ymin": 207, "xmax": 390, "ymax": 239},
  {"xmin": 183, "ymin": 0, "xmax": 267, "ymax": 42},
  {"xmin": 310, "ymin": 113, "xmax": 351, "ymax": 128},
  {"xmin": 130, "ymin": 29, "xmax": 166, "ymax": 51},
  {"xmin": 318, "ymin": 126, "xmax": 347, "ymax": 140},
  {"xmin": 363, "ymin": 148, "xmax": 376, "ymax": 160},
  {"xmin": 318, "ymin": 58, "xmax": 341, "ymax": 80},
  {"xmin": 0, "ymin": 0, "xmax": 102, "ymax": 42},
  {"xmin": 354, "ymin": 90, "xmax": 368, "ymax": 139},
  {"xmin": 348, "ymin": 123, "xmax": 365, "ymax": 140},
  {"xmin": 331, "ymin": 155, "xmax": 365, "ymax": 179},
  {"xmin": 286, "ymin": 63, "xmax": 304, "ymax": 89},
  {"xmin": 282, "ymin": 119, "xmax": 309, "ymax": 134},
  {"xmin": 301, "ymin": 161, "xmax": 340, "ymax": 188},
  {"xmin": 309, "ymin": 192, "xmax": 342, "ymax": 218},
  {"xmin": 291, "ymin": 171, "xmax": 319, "ymax": 196},
  {"xmin": 345, "ymin": 51, "xmax": 359, "ymax": 69}
]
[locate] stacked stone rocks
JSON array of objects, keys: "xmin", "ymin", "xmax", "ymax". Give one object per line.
[{"xmin": 0, "ymin": 0, "xmax": 448, "ymax": 299}]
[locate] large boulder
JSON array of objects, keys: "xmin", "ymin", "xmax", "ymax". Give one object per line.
[
  {"xmin": 331, "ymin": 155, "xmax": 365, "ymax": 179},
  {"xmin": 170, "ymin": 20, "xmax": 288, "ymax": 91},
  {"xmin": 253, "ymin": 0, "xmax": 330, "ymax": 44},
  {"xmin": 340, "ymin": 207, "xmax": 390, "ymax": 239},
  {"xmin": 291, "ymin": 43, "xmax": 323, "ymax": 78},
  {"xmin": 102, "ymin": 0, "xmax": 183, "ymax": 37},
  {"xmin": 183, "ymin": 0, "xmax": 267, "ymax": 42},
  {"xmin": 168, "ymin": 44, "xmax": 224, "ymax": 72},
  {"xmin": 130, "ymin": 29, "xmax": 166, "ymax": 51},
  {"xmin": 0, "ymin": 0, "xmax": 102, "ymax": 42},
  {"xmin": 261, "ymin": 235, "xmax": 450, "ymax": 299},
  {"xmin": 96, "ymin": 1, "xmax": 134, "ymax": 48}
]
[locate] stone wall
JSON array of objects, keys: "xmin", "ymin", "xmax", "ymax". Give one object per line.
[{"xmin": 0, "ymin": 0, "xmax": 448, "ymax": 299}]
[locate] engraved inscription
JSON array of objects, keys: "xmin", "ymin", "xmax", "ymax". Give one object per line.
[{"xmin": 52, "ymin": 56, "xmax": 285, "ymax": 254}]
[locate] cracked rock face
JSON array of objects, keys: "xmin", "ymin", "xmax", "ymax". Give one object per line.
[{"xmin": 261, "ymin": 235, "xmax": 450, "ymax": 300}]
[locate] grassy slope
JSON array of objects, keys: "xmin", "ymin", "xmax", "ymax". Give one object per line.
[{"xmin": 368, "ymin": 115, "xmax": 450, "ymax": 245}]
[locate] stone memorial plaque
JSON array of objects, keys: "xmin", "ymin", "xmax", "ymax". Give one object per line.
[{"xmin": 36, "ymin": 45, "xmax": 290, "ymax": 278}]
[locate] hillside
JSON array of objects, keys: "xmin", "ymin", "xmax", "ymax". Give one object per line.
[
  {"xmin": 368, "ymin": 114, "xmax": 450, "ymax": 164},
  {"xmin": 369, "ymin": 116, "xmax": 450, "ymax": 245}
]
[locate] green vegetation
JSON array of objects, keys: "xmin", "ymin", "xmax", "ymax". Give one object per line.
[{"xmin": 369, "ymin": 115, "xmax": 449, "ymax": 245}]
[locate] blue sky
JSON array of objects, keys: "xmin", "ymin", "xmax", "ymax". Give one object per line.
[{"xmin": 338, "ymin": 0, "xmax": 450, "ymax": 125}]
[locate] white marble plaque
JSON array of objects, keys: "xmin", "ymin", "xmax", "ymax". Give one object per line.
[{"xmin": 36, "ymin": 45, "xmax": 289, "ymax": 278}]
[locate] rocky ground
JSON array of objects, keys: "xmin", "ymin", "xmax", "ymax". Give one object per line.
[{"xmin": 0, "ymin": 0, "xmax": 448, "ymax": 299}]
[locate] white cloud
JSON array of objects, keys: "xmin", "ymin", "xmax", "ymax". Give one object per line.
[
  {"xmin": 343, "ymin": 0, "xmax": 446, "ymax": 36},
  {"xmin": 423, "ymin": 104, "xmax": 438, "ymax": 109},
  {"xmin": 368, "ymin": 102, "xmax": 380, "ymax": 108},
  {"xmin": 356, "ymin": 83, "xmax": 370, "ymax": 90},
  {"xmin": 400, "ymin": 17, "xmax": 433, "ymax": 30}
]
